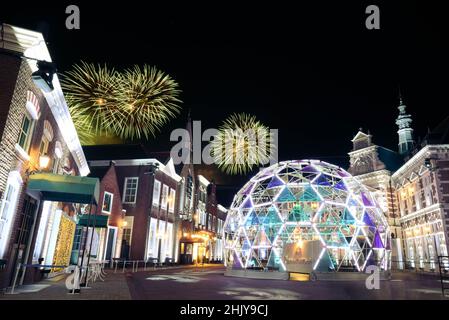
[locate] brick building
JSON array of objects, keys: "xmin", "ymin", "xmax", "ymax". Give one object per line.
[
  {"xmin": 177, "ymin": 117, "xmax": 228, "ymax": 264},
  {"xmin": 84, "ymin": 145, "xmax": 182, "ymax": 263},
  {"xmin": 75, "ymin": 164, "xmax": 126, "ymax": 265},
  {"xmin": 0, "ymin": 24, "xmax": 90, "ymax": 289}
]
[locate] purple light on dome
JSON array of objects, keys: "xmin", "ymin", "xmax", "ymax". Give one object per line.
[
  {"xmin": 334, "ymin": 180, "xmax": 347, "ymax": 191},
  {"xmin": 373, "ymin": 231, "xmax": 384, "ymax": 249},
  {"xmin": 242, "ymin": 197, "xmax": 253, "ymax": 209},
  {"xmin": 363, "ymin": 212, "xmax": 375, "ymax": 227},
  {"xmin": 301, "ymin": 165, "xmax": 318, "ymax": 173},
  {"xmin": 241, "ymin": 182, "xmax": 254, "ymax": 196},
  {"xmin": 361, "ymin": 192, "xmax": 374, "ymax": 207},
  {"xmin": 267, "ymin": 176, "xmax": 284, "ymax": 188},
  {"xmin": 337, "ymin": 169, "xmax": 350, "ymax": 178}
]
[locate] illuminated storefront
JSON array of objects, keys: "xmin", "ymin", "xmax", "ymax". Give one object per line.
[
  {"xmin": 33, "ymin": 202, "xmax": 78, "ymax": 273},
  {"xmin": 146, "ymin": 217, "xmax": 174, "ymax": 262}
]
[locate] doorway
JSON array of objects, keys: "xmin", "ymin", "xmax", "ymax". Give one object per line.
[{"xmin": 104, "ymin": 227, "xmax": 117, "ymax": 262}]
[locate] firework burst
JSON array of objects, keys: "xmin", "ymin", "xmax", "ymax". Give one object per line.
[
  {"xmin": 61, "ymin": 61, "xmax": 121, "ymax": 137},
  {"xmin": 212, "ymin": 113, "xmax": 275, "ymax": 175},
  {"xmin": 113, "ymin": 65, "xmax": 182, "ymax": 140},
  {"xmin": 62, "ymin": 62, "xmax": 182, "ymax": 142},
  {"xmin": 67, "ymin": 99, "xmax": 96, "ymax": 145}
]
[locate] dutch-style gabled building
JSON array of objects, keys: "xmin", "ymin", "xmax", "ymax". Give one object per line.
[{"xmin": 348, "ymin": 96, "xmax": 449, "ymax": 271}]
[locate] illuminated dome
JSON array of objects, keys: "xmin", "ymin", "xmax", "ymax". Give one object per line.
[{"xmin": 223, "ymin": 160, "xmax": 391, "ymax": 274}]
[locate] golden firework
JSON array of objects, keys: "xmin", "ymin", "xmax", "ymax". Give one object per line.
[
  {"xmin": 113, "ymin": 65, "xmax": 182, "ymax": 140},
  {"xmin": 212, "ymin": 113, "xmax": 275, "ymax": 175},
  {"xmin": 61, "ymin": 62, "xmax": 182, "ymax": 142}
]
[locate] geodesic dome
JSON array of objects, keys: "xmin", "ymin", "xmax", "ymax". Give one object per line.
[{"xmin": 223, "ymin": 160, "xmax": 391, "ymax": 273}]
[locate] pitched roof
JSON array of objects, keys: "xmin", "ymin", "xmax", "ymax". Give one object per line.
[
  {"xmin": 377, "ymin": 147, "xmax": 404, "ymax": 172},
  {"xmin": 88, "ymin": 166, "xmax": 111, "ymax": 180},
  {"xmin": 423, "ymin": 116, "xmax": 449, "ymax": 145}
]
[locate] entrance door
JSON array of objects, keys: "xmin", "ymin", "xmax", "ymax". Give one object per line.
[
  {"xmin": 104, "ymin": 227, "xmax": 117, "ymax": 261},
  {"xmin": 11, "ymin": 196, "xmax": 38, "ymax": 285}
]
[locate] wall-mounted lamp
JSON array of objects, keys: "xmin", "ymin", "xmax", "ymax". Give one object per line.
[
  {"xmin": 26, "ymin": 154, "xmax": 50, "ymax": 175},
  {"xmin": 31, "ymin": 60, "xmax": 57, "ymax": 93}
]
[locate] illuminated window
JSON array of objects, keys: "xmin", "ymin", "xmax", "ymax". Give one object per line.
[
  {"xmin": 123, "ymin": 177, "xmax": 139, "ymax": 204},
  {"xmin": 168, "ymin": 188, "xmax": 176, "ymax": 213},
  {"xmin": 152, "ymin": 180, "xmax": 161, "ymax": 206},
  {"xmin": 161, "ymin": 185, "xmax": 169, "ymax": 210},
  {"xmin": 102, "ymin": 191, "xmax": 113, "ymax": 214}
]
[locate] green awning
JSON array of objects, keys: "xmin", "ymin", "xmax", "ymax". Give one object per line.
[
  {"xmin": 27, "ymin": 173, "xmax": 100, "ymax": 205},
  {"xmin": 77, "ymin": 214, "xmax": 109, "ymax": 228}
]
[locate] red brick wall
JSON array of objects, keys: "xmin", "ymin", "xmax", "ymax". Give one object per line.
[
  {"xmin": 0, "ymin": 55, "xmax": 21, "ymax": 143},
  {"xmin": 96, "ymin": 165, "xmax": 123, "ymax": 227},
  {"xmin": 113, "ymin": 165, "xmax": 179, "ymax": 260}
]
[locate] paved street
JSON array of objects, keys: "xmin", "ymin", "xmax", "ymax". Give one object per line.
[{"xmin": 0, "ymin": 265, "xmax": 447, "ymax": 300}]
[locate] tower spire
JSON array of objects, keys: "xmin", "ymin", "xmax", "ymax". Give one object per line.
[
  {"xmin": 395, "ymin": 90, "xmax": 415, "ymax": 156},
  {"xmin": 398, "ymin": 85, "xmax": 403, "ymax": 106}
]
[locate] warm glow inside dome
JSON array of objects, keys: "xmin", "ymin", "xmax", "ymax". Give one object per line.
[{"xmin": 223, "ymin": 160, "xmax": 391, "ymax": 273}]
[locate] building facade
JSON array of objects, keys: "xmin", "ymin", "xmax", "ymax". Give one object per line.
[
  {"xmin": 74, "ymin": 164, "xmax": 126, "ymax": 266},
  {"xmin": 176, "ymin": 117, "xmax": 228, "ymax": 264},
  {"xmin": 84, "ymin": 145, "xmax": 182, "ymax": 263},
  {"xmin": 0, "ymin": 24, "xmax": 89, "ymax": 289},
  {"xmin": 348, "ymin": 97, "xmax": 449, "ymax": 271}
]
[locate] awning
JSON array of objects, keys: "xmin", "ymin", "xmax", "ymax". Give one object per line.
[
  {"xmin": 27, "ymin": 173, "xmax": 100, "ymax": 204},
  {"xmin": 77, "ymin": 214, "xmax": 109, "ymax": 228}
]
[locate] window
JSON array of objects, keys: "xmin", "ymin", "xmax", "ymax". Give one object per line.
[
  {"xmin": 169, "ymin": 188, "xmax": 176, "ymax": 213},
  {"xmin": 17, "ymin": 113, "xmax": 34, "ymax": 152},
  {"xmin": 52, "ymin": 141, "xmax": 63, "ymax": 174},
  {"xmin": 123, "ymin": 177, "xmax": 139, "ymax": 204},
  {"xmin": 207, "ymin": 214, "xmax": 212, "ymax": 230},
  {"xmin": 153, "ymin": 180, "xmax": 161, "ymax": 206},
  {"xmin": 0, "ymin": 172, "xmax": 21, "ymax": 258},
  {"xmin": 161, "ymin": 185, "xmax": 169, "ymax": 210},
  {"xmin": 102, "ymin": 192, "xmax": 113, "ymax": 214},
  {"xmin": 39, "ymin": 136, "xmax": 49, "ymax": 157},
  {"xmin": 122, "ymin": 228, "xmax": 132, "ymax": 245}
]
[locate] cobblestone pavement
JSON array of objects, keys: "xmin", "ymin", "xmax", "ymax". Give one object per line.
[{"xmin": 0, "ymin": 265, "xmax": 447, "ymax": 300}]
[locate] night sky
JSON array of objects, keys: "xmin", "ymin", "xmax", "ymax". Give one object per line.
[{"xmin": 1, "ymin": 1, "xmax": 448, "ymax": 206}]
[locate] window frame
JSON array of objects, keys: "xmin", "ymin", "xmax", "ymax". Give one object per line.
[
  {"xmin": 161, "ymin": 184, "xmax": 169, "ymax": 210},
  {"xmin": 17, "ymin": 112, "xmax": 34, "ymax": 153},
  {"xmin": 168, "ymin": 188, "xmax": 176, "ymax": 213},
  {"xmin": 102, "ymin": 191, "xmax": 113, "ymax": 214},
  {"xmin": 123, "ymin": 177, "xmax": 139, "ymax": 204},
  {"xmin": 152, "ymin": 180, "xmax": 161, "ymax": 207}
]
